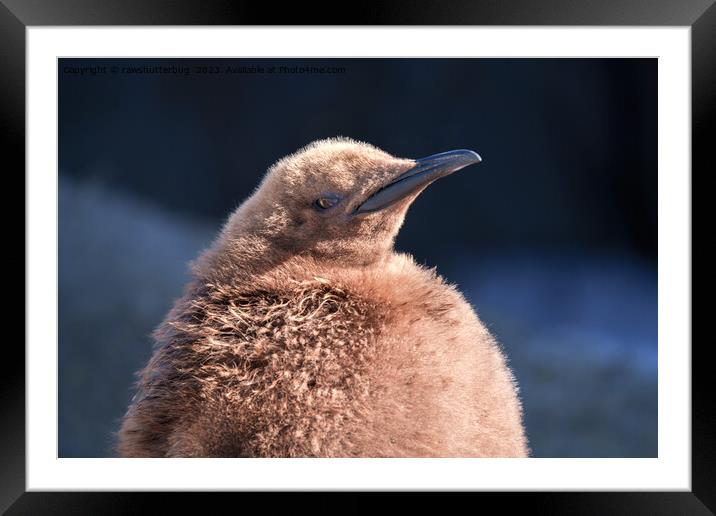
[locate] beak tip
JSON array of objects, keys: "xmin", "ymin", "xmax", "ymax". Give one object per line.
[
  {"xmin": 461, "ymin": 149, "xmax": 482, "ymax": 164},
  {"xmin": 470, "ymin": 150, "xmax": 482, "ymax": 164},
  {"xmin": 442, "ymin": 149, "xmax": 482, "ymax": 167}
]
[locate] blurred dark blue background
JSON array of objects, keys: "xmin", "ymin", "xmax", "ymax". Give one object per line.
[{"xmin": 58, "ymin": 58, "xmax": 657, "ymax": 458}]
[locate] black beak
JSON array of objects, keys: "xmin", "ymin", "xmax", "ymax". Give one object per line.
[{"xmin": 354, "ymin": 149, "xmax": 482, "ymax": 215}]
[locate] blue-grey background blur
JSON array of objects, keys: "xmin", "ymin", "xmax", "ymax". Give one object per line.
[{"xmin": 59, "ymin": 58, "xmax": 657, "ymax": 458}]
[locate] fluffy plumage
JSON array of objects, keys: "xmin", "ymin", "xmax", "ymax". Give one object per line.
[{"xmin": 118, "ymin": 138, "xmax": 528, "ymax": 457}]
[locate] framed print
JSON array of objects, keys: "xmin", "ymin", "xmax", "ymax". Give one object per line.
[{"xmin": 4, "ymin": 0, "xmax": 709, "ymax": 513}]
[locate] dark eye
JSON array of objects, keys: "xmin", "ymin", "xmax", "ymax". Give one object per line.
[{"xmin": 313, "ymin": 195, "xmax": 340, "ymax": 210}]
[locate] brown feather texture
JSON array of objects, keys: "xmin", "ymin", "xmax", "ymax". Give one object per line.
[{"xmin": 117, "ymin": 138, "xmax": 528, "ymax": 457}]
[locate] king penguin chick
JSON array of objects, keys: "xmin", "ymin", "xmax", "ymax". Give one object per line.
[{"xmin": 118, "ymin": 137, "xmax": 528, "ymax": 458}]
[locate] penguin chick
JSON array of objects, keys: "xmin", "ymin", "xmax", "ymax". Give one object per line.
[{"xmin": 118, "ymin": 137, "xmax": 528, "ymax": 458}]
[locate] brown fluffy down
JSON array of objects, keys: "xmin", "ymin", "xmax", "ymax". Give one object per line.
[{"xmin": 117, "ymin": 139, "xmax": 528, "ymax": 457}]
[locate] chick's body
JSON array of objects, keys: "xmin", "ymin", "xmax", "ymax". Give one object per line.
[{"xmin": 118, "ymin": 138, "xmax": 528, "ymax": 457}]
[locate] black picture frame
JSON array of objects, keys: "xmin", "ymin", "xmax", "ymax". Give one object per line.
[{"xmin": 3, "ymin": 1, "xmax": 708, "ymax": 513}]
